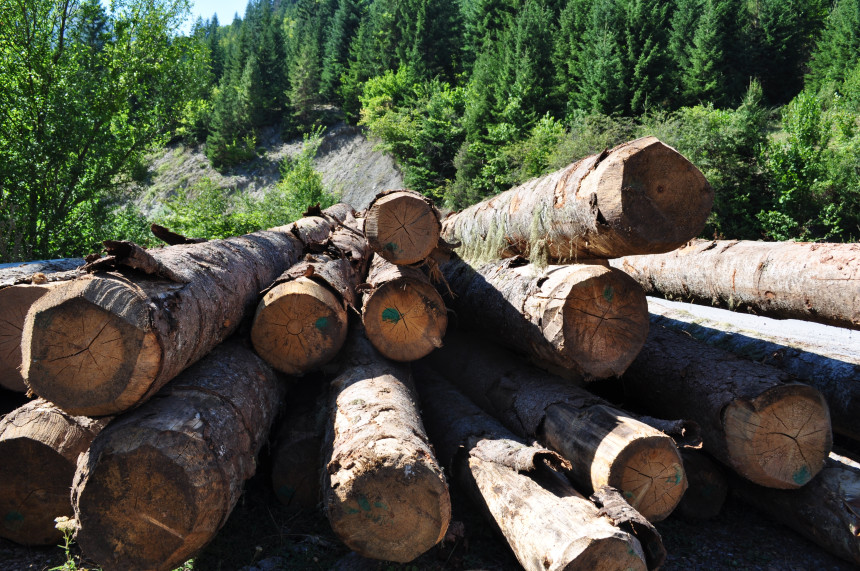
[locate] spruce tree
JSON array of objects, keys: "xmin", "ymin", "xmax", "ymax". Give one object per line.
[
  {"xmin": 808, "ymin": 0, "xmax": 860, "ymax": 90},
  {"xmin": 621, "ymin": 0, "xmax": 671, "ymax": 114},
  {"xmin": 574, "ymin": 0, "xmax": 625, "ymax": 114},
  {"xmin": 667, "ymin": 0, "xmax": 703, "ymax": 107},
  {"xmin": 553, "ymin": 0, "xmax": 594, "ymax": 113},
  {"xmin": 321, "ymin": 0, "xmax": 367, "ymax": 101}
]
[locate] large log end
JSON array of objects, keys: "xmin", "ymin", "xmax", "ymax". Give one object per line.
[
  {"xmin": 365, "ymin": 191, "xmax": 441, "ymax": 265},
  {"xmin": 0, "ymin": 285, "xmax": 54, "ymax": 392},
  {"xmin": 723, "ymin": 383, "xmax": 832, "ymax": 488}
]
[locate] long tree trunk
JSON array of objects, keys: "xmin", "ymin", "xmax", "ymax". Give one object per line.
[
  {"xmin": 415, "ymin": 367, "xmax": 659, "ymax": 571},
  {"xmin": 361, "ymin": 255, "xmax": 447, "ymax": 362},
  {"xmin": 0, "ymin": 399, "xmax": 107, "ymax": 545},
  {"xmin": 21, "ymin": 209, "xmax": 347, "ymax": 417},
  {"xmin": 442, "ymin": 137, "xmax": 713, "ymax": 263},
  {"xmin": 673, "ymin": 449, "xmax": 728, "ymax": 520},
  {"xmin": 322, "ymin": 330, "xmax": 450, "ymax": 563},
  {"xmin": 0, "ymin": 258, "xmax": 84, "ymax": 288},
  {"xmin": 365, "ymin": 190, "xmax": 441, "ymax": 265},
  {"xmin": 422, "ymin": 334, "xmax": 686, "ymax": 521},
  {"xmin": 647, "ymin": 300, "xmax": 860, "ymax": 440},
  {"xmin": 440, "ymin": 255, "xmax": 648, "ymax": 380},
  {"xmin": 612, "ymin": 239, "xmax": 860, "ymax": 329},
  {"xmin": 252, "ymin": 208, "xmax": 371, "ymax": 375},
  {"xmin": 732, "ymin": 452, "xmax": 860, "ymax": 566},
  {"xmin": 72, "ymin": 341, "xmax": 284, "ymax": 571},
  {"xmin": 622, "ymin": 324, "xmax": 832, "ymax": 489}
]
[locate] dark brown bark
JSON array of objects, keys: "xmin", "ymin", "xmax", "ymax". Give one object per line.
[
  {"xmin": 270, "ymin": 391, "xmax": 327, "ymax": 510},
  {"xmin": 365, "ymin": 190, "xmax": 441, "ymax": 265},
  {"xmin": 622, "ymin": 324, "xmax": 832, "ymax": 489},
  {"xmin": 361, "ymin": 255, "xmax": 447, "ymax": 362},
  {"xmin": 422, "ymin": 334, "xmax": 686, "ymax": 521},
  {"xmin": 72, "ymin": 341, "xmax": 284, "ymax": 571},
  {"xmin": 322, "ymin": 330, "xmax": 450, "ymax": 563},
  {"xmin": 414, "ymin": 366, "xmax": 653, "ymax": 571},
  {"xmin": 612, "ymin": 239, "xmax": 860, "ymax": 329},
  {"xmin": 442, "ymin": 137, "xmax": 713, "ymax": 263},
  {"xmin": 673, "ymin": 449, "xmax": 728, "ymax": 520},
  {"xmin": 0, "ymin": 399, "xmax": 107, "ymax": 545},
  {"xmin": 439, "ymin": 255, "xmax": 648, "ymax": 380}
]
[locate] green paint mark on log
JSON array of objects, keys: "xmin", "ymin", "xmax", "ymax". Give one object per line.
[
  {"xmin": 793, "ymin": 465, "xmax": 811, "ymax": 485},
  {"xmin": 277, "ymin": 485, "xmax": 296, "ymax": 502},
  {"xmin": 603, "ymin": 285, "xmax": 614, "ymax": 303},
  {"xmin": 623, "ymin": 490, "xmax": 634, "ymax": 499},
  {"xmin": 382, "ymin": 308, "xmax": 401, "ymax": 324},
  {"xmin": 358, "ymin": 495, "xmax": 372, "ymax": 512},
  {"xmin": 345, "ymin": 507, "xmax": 360, "ymax": 515},
  {"xmin": 384, "ymin": 242, "xmax": 400, "ymax": 253},
  {"xmin": 373, "ymin": 501, "xmax": 389, "ymax": 510},
  {"xmin": 666, "ymin": 465, "xmax": 683, "ymax": 484},
  {"xmin": 4, "ymin": 511, "xmax": 23, "ymax": 523},
  {"xmin": 315, "ymin": 317, "xmax": 329, "ymax": 330}
]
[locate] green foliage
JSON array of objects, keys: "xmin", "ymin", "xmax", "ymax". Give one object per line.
[{"xmin": 808, "ymin": 0, "xmax": 860, "ymax": 91}]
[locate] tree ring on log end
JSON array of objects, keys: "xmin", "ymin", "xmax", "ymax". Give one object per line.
[
  {"xmin": 363, "ymin": 279, "xmax": 447, "ymax": 362},
  {"xmin": 723, "ymin": 383, "xmax": 832, "ymax": 489},
  {"xmin": 251, "ymin": 278, "xmax": 348, "ymax": 375},
  {"xmin": 610, "ymin": 436, "xmax": 686, "ymax": 522},
  {"xmin": 0, "ymin": 285, "xmax": 50, "ymax": 392},
  {"xmin": 366, "ymin": 192, "xmax": 441, "ymax": 265}
]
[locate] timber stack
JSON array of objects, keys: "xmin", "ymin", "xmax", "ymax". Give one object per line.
[{"xmin": 1, "ymin": 138, "xmax": 858, "ymax": 569}]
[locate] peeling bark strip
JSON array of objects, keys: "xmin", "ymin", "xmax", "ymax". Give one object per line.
[
  {"xmin": 19, "ymin": 211, "xmax": 345, "ymax": 416},
  {"xmin": 414, "ymin": 366, "xmax": 651, "ymax": 571},
  {"xmin": 0, "ymin": 399, "xmax": 107, "ymax": 545},
  {"xmin": 647, "ymin": 303, "xmax": 860, "ymax": 441},
  {"xmin": 673, "ymin": 449, "xmax": 728, "ymax": 521},
  {"xmin": 72, "ymin": 342, "xmax": 283, "ymax": 571},
  {"xmin": 252, "ymin": 207, "xmax": 371, "ymax": 375},
  {"xmin": 423, "ymin": 335, "xmax": 686, "ymax": 522},
  {"xmin": 440, "ymin": 256, "xmax": 648, "ymax": 380},
  {"xmin": 613, "ymin": 239, "xmax": 860, "ymax": 329},
  {"xmin": 732, "ymin": 452, "xmax": 860, "ymax": 565},
  {"xmin": 322, "ymin": 331, "xmax": 450, "ymax": 563},
  {"xmin": 365, "ymin": 190, "xmax": 442, "ymax": 265},
  {"xmin": 0, "ymin": 258, "xmax": 84, "ymax": 288},
  {"xmin": 442, "ymin": 136, "xmax": 713, "ymax": 263},
  {"xmin": 361, "ymin": 255, "xmax": 447, "ymax": 362},
  {"xmin": 622, "ymin": 325, "xmax": 832, "ymax": 489}
]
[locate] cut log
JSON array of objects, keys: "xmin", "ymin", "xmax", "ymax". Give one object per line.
[
  {"xmin": 72, "ymin": 341, "xmax": 284, "ymax": 571},
  {"xmin": 252, "ymin": 208, "xmax": 371, "ymax": 374},
  {"xmin": 622, "ymin": 324, "xmax": 832, "ymax": 489},
  {"xmin": 440, "ymin": 255, "xmax": 648, "ymax": 380},
  {"xmin": 732, "ymin": 452, "xmax": 860, "ymax": 565},
  {"xmin": 647, "ymin": 300, "xmax": 860, "ymax": 440},
  {"xmin": 612, "ymin": 239, "xmax": 860, "ymax": 330},
  {"xmin": 365, "ymin": 190, "xmax": 441, "ymax": 265},
  {"xmin": 673, "ymin": 449, "xmax": 728, "ymax": 520},
  {"xmin": 442, "ymin": 136, "xmax": 713, "ymax": 263},
  {"xmin": 361, "ymin": 254, "xmax": 447, "ymax": 362},
  {"xmin": 0, "ymin": 258, "xmax": 84, "ymax": 288},
  {"xmin": 322, "ymin": 329, "xmax": 450, "ymax": 562},
  {"xmin": 423, "ymin": 334, "xmax": 686, "ymax": 521},
  {"xmin": 0, "ymin": 399, "xmax": 107, "ymax": 545},
  {"xmin": 20, "ymin": 208, "xmax": 349, "ymax": 416},
  {"xmin": 414, "ymin": 366, "xmax": 658, "ymax": 571}
]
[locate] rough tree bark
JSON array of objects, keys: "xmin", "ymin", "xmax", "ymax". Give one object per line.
[
  {"xmin": 647, "ymin": 301, "xmax": 860, "ymax": 440},
  {"xmin": 673, "ymin": 449, "xmax": 728, "ymax": 520},
  {"xmin": 612, "ymin": 239, "xmax": 860, "ymax": 329},
  {"xmin": 622, "ymin": 325, "xmax": 832, "ymax": 489},
  {"xmin": 422, "ymin": 334, "xmax": 686, "ymax": 521},
  {"xmin": 251, "ymin": 207, "xmax": 371, "ymax": 375},
  {"xmin": 414, "ymin": 366, "xmax": 660, "ymax": 571},
  {"xmin": 361, "ymin": 255, "xmax": 447, "ymax": 362},
  {"xmin": 442, "ymin": 137, "xmax": 713, "ymax": 263},
  {"xmin": 322, "ymin": 330, "xmax": 450, "ymax": 563},
  {"xmin": 21, "ymin": 209, "xmax": 347, "ymax": 417},
  {"xmin": 732, "ymin": 452, "xmax": 860, "ymax": 566},
  {"xmin": 440, "ymin": 255, "xmax": 648, "ymax": 381},
  {"xmin": 72, "ymin": 341, "xmax": 284, "ymax": 571},
  {"xmin": 0, "ymin": 399, "xmax": 107, "ymax": 545},
  {"xmin": 365, "ymin": 190, "xmax": 441, "ymax": 265}
]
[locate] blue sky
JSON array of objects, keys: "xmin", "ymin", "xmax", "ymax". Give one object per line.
[{"xmin": 189, "ymin": 0, "xmax": 247, "ymax": 24}]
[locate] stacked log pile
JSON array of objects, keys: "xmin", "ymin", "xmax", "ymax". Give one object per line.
[{"xmin": 1, "ymin": 138, "xmax": 858, "ymax": 569}]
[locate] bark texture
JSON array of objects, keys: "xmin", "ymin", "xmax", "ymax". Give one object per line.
[
  {"xmin": 673, "ymin": 449, "xmax": 728, "ymax": 520},
  {"xmin": 440, "ymin": 256, "xmax": 648, "ymax": 380},
  {"xmin": 732, "ymin": 452, "xmax": 860, "ymax": 565},
  {"xmin": 613, "ymin": 239, "xmax": 860, "ymax": 329},
  {"xmin": 622, "ymin": 325, "xmax": 832, "ymax": 489},
  {"xmin": 72, "ymin": 341, "xmax": 283, "ymax": 571},
  {"xmin": 442, "ymin": 137, "xmax": 713, "ymax": 263},
  {"xmin": 0, "ymin": 399, "xmax": 107, "ymax": 545},
  {"xmin": 0, "ymin": 259, "xmax": 84, "ymax": 288},
  {"xmin": 647, "ymin": 302, "xmax": 860, "ymax": 440},
  {"xmin": 322, "ymin": 331, "xmax": 450, "ymax": 563},
  {"xmin": 365, "ymin": 190, "xmax": 441, "ymax": 265},
  {"xmin": 20, "ymin": 211, "xmax": 343, "ymax": 416},
  {"xmin": 361, "ymin": 255, "xmax": 447, "ymax": 362},
  {"xmin": 422, "ymin": 335, "xmax": 686, "ymax": 521},
  {"xmin": 415, "ymin": 367, "xmax": 653, "ymax": 571}
]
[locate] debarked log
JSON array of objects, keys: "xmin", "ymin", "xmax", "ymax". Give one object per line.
[
  {"xmin": 365, "ymin": 190, "xmax": 441, "ymax": 265},
  {"xmin": 72, "ymin": 341, "xmax": 284, "ymax": 571},
  {"xmin": 622, "ymin": 324, "xmax": 832, "ymax": 489},
  {"xmin": 442, "ymin": 136, "xmax": 713, "ymax": 263}
]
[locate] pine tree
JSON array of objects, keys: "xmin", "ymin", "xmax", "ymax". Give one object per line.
[
  {"xmin": 207, "ymin": 15, "xmax": 225, "ymax": 83},
  {"xmin": 808, "ymin": 0, "xmax": 860, "ymax": 90},
  {"xmin": 621, "ymin": 0, "xmax": 671, "ymax": 114},
  {"xmin": 574, "ymin": 0, "xmax": 625, "ymax": 114},
  {"xmin": 667, "ymin": 0, "xmax": 703, "ymax": 106},
  {"xmin": 553, "ymin": 0, "xmax": 594, "ymax": 113},
  {"xmin": 321, "ymin": 0, "xmax": 367, "ymax": 101}
]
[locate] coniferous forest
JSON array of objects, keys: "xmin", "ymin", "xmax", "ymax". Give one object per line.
[{"xmin": 1, "ymin": 0, "xmax": 860, "ymax": 262}]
